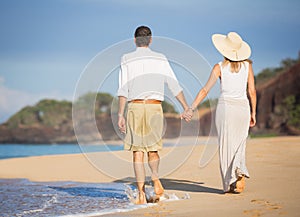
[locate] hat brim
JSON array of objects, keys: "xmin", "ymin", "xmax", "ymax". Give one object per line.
[{"xmin": 212, "ymin": 34, "xmax": 251, "ymax": 61}]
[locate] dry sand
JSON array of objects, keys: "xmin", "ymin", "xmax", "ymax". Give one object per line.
[{"xmin": 0, "ymin": 136, "xmax": 299, "ymax": 217}]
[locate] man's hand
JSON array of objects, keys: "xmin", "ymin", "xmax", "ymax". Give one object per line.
[
  {"xmin": 118, "ymin": 115, "xmax": 126, "ymax": 134},
  {"xmin": 118, "ymin": 96, "xmax": 127, "ymax": 134}
]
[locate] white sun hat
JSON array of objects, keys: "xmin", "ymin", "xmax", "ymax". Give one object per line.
[{"xmin": 212, "ymin": 32, "xmax": 251, "ymax": 61}]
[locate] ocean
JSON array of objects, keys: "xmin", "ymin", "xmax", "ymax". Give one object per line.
[
  {"xmin": 0, "ymin": 178, "xmax": 181, "ymax": 217},
  {"xmin": 0, "ymin": 178, "xmax": 150, "ymax": 217},
  {"xmin": 0, "ymin": 144, "xmax": 123, "ymax": 160},
  {"xmin": 0, "ymin": 143, "xmax": 182, "ymax": 216}
]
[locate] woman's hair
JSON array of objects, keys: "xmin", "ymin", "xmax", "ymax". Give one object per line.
[{"xmin": 222, "ymin": 57, "xmax": 252, "ymax": 73}]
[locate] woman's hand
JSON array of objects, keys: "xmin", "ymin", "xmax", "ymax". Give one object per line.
[
  {"xmin": 250, "ymin": 113, "xmax": 256, "ymax": 127},
  {"xmin": 181, "ymin": 108, "xmax": 194, "ymax": 122}
]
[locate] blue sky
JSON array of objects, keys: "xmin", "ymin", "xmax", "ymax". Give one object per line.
[{"xmin": 0, "ymin": 0, "xmax": 300, "ymax": 123}]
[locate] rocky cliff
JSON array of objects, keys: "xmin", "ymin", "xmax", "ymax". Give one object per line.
[{"xmin": 252, "ymin": 62, "xmax": 300, "ymax": 135}]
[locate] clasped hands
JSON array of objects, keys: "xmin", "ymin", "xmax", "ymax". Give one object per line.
[
  {"xmin": 118, "ymin": 107, "xmax": 194, "ymax": 134},
  {"xmin": 181, "ymin": 107, "xmax": 194, "ymax": 122}
]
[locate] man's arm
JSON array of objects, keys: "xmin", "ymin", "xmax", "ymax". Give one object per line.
[
  {"xmin": 175, "ymin": 91, "xmax": 189, "ymax": 110},
  {"xmin": 176, "ymin": 91, "xmax": 193, "ymax": 121},
  {"xmin": 117, "ymin": 55, "xmax": 128, "ymax": 134},
  {"xmin": 118, "ymin": 96, "xmax": 127, "ymax": 133}
]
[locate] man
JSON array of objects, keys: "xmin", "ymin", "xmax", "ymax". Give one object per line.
[{"xmin": 117, "ymin": 26, "xmax": 192, "ymax": 204}]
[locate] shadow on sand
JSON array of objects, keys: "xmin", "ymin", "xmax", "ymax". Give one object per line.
[{"xmin": 113, "ymin": 177, "xmax": 223, "ymax": 194}]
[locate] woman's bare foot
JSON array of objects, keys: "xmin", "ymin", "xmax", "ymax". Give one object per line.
[
  {"xmin": 235, "ymin": 176, "xmax": 245, "ymax": 193},
  {"xmin": 135, "ymin": 191, "xmax": 147, "ymax": 205},
  {"xmin": 153, "ymin": 179, "xmax": 164, "ymax": 196},
  {"xmin": 225, "ymin": 183, "xmax": 236, "ymax": 194}
]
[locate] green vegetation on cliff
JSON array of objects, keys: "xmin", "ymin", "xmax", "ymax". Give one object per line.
[
  {"xmin": 255, "ymin": 53, "xmax": 300, "ymax": 85},
  {"xmin": 283, "ymin": 95, "xmax": 300, "ymax": 128},
  {"xmin": 7, "ymin": 99, "xmax": 72, "ymax": 129},
  {"xmin": 7, "ymin": 99, "xmax": 72, "ymax": 128},
  {"xmin": 6, "ymin": 92, "xmax": 177, "ymax": 129},
  {"xmin": 74, "ymin": 92, "xmax": 114, "ymax": 114}
]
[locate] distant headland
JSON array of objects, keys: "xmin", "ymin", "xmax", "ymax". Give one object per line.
[{"xmin": 0, "ymin": 55, "xmax": 299, "ymax": 144}]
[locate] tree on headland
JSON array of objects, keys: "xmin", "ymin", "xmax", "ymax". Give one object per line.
[
  {"xmin": 7, "ymin": 99, "xmax": 72, "ymax": 128},
  {"xmin": 255, "ymin": 52, "xmax": 300, "ymax": 85},
  {"xmin": 74, "ymin": 92, "xmax": 114, "ymax": 114}
]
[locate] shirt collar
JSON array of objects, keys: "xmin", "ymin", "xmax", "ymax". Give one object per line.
[{"xmin": 136, "ymin": 47, "xmax": 150, "ymax": 51}]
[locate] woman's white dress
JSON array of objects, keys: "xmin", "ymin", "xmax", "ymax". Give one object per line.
[{"xmin": 215, "ymin": 61, "xmax": 251, "ymax": 192}]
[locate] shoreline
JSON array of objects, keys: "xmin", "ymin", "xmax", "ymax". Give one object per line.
[
  {"xmin": 1, "ymin": 136, "xmax": 300, "ymax": 216},
  {"xmin": 0, "ymin": 135, "xmax": 216, "ymax": 146}
]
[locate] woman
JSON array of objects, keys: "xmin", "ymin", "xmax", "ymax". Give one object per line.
[{"xmin": 189, "ymin": 32, "xmax": 257, "ymax": 193}]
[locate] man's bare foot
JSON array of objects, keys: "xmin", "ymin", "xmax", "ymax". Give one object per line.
[
  {"xmin": 135, "ymin": 191, "xmax": 147, "ymax": 205},
  {"xmin": 235, "ymin": 176, "xmax": 245, "ymax": 193},
  {"xmin": 147, "ymin": 195, "xmax": 160, "ymax": 203},
  {"xmin": 153, "ymin": 179, "xmax": 164, "ymax": 196}
]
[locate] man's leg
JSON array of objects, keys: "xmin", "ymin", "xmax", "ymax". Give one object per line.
[
  {"xmin": 148, "ymin": 151, "xmax": 164, "ymax": 196},
  {"xmin": 133, "ymin": 151, "xmax": 146, "ymax": 204}
]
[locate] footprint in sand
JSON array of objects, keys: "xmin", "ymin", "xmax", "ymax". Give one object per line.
[
  {"xmin": 243, "ymin": 209, "xmax": 261, "ymax": 217},
  {"xmin": 143, "ymin": 202, "xmax": 172, "ymax": 217},
  {"xmin": 243, "ymin": 199, "xmax": 282, "ymax": 217},
  {"xmin": 251, "ymin": 199, "xmax": 282, "ymax": 210}
]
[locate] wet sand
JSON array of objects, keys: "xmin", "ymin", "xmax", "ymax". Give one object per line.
[{"xmin": 0, "ymin": 136, "xmax": 299, "ymax": 217}]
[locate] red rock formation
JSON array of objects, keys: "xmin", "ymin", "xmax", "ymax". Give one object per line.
[{"xmin": 253, "ymin": 62, "xmax": 300, "ymax": 135}]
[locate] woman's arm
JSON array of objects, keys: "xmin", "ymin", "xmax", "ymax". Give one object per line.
[
  {"xmin": 190, "ymin": 64, "xmax": 220, "ymax": 110},
  {"xmin": 247, "ymin": 63, "xmax": 257, "ymax": 127}
]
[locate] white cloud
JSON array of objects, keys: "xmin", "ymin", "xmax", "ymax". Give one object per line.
[{"xmin": 0, "ymin": 76, "xmax": 72, "ymax": 123}]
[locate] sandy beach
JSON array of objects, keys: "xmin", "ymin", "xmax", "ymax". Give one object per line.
[{"xmin": 1, "ymin": 136, "xmax": 300, "ymax": 217}]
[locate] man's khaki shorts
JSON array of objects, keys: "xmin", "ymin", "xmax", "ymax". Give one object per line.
[{"xmin": 124, "ymin": 103, "xmax": 163, "ymax": 152}]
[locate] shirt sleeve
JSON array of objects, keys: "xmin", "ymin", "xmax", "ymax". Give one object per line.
[
  {"xmin": 117, "ymin": 55, "xmax": 129, "ymax": 98},
  {"xmin": 164, "ymin": 58, "xmax": 183, "ymax": 96}
]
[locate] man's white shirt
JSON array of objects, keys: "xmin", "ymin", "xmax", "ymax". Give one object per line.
[{"xmin": 117, "ymin": 47, "xmax": 182, "ymax": 101}]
